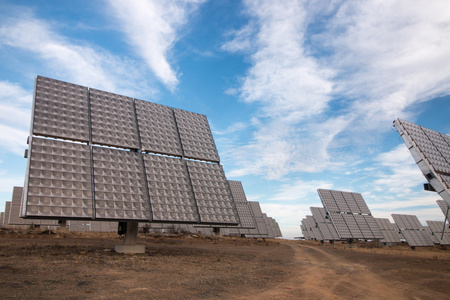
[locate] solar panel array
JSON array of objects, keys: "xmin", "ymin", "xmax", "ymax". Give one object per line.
[
  {"xmin": 310, "ymin": 207, "xmax": 340, "ymax": 241},
  {"xmin": 426, "ymin": 220, "xmax": 450, "ymax": 245},
  {"xmin": 374, "ymin": 218, "xmax": 402, "ymax": 244},
  {"xmin": 392, "ymin": 214, "xmax": 434, "ymax": 247},
  {"xmin": 317, "ymin": 189, "xmax": 383, "ymax": 240},
  {"xmin": 227, "ymin": 180, "xmax": 256, "ymax": 228},
  {"xmin": 300, "ymin": 219, "xmax": 310, "ymax": 240},
  {"xmin": 22, "ymin": 76, "xmax": 239, "ymax": 225},
  {"xmin": 394, "ymin": 119, "xmax": 450, "ymax": 206},
  {"xmin": 437, "ymin": 200, "xmax": 450, "ymax": 217}
]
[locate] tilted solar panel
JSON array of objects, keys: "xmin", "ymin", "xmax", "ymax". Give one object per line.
[{"xmin": 394, "ymin": 119, "xmax": 450, "ymax": 206}]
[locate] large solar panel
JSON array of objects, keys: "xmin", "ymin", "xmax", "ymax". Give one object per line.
[
  {"xmin": 317, "ymin": 189, "xmax": 383, "ymax": 240},
  {"xmin": 394, "ymin": 119, "xmax": 450, "ymax": 206},
  {"xmin": 21, "ymin": 76, "xmax": 239, "ymax": 225},
  {"xmin": 437, "ymin": 199, "xmax": 450, "ymax": 218},
  {"xmin": 374, "ymin": 218, "xmax": 402, "ymax": 244},
  {"xmin": 0, "ymin": 212, "xmax": 4, "ymax": 227},
  {"xmin": 392, "ymin": 214, "xmax": 434, "ymax": 247},
  {"xmin": 427, "ymin": 220, "xmax": 450, "ymax": 245},
  {"xmin": 32, "ymin": 76, "xmax": 89, "ymax": 142},
  {"xmin": 310, "ymin": 207, "xmax": 340, "ymax": 241}
]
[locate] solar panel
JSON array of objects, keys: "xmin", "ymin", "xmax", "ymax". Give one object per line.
[
  {"xmin": 426, "ymin": 220, "xmax": 450, "ymax": 245},
  {"xmin": 143, "ymin": 154, "xmax": 198, "ymax": 222},
  {"xmin": 374, "ymin": 218, "xmax": 402, "ymax": 244},
  {"xmin": 93, "ymin": 146, "xmax": 150, "ymax": 220},
  {"xmin": 7, "ymin": 186, "xmax": 57, "ymax": 227},
  {"xmin": 173, "ymin": 108, "xmax": 220, "ymax": 162},
  {"xmin": 4, "ymin": 201, "xmax": 11, "ymax": 226},
  {"xmin": 317, "ymin": 189, "xmax": 382, "ymax": 240},
  {"xmin": 394, "ymin": 119, "xmax": 450, "ymax": 206},
  {"xmin": 25, "ymin": 137, "xmax": 93, "ymax": 218},
  {"xmin": 310, "ymin": 207, "xmax": 340, "ymax": 241},
  {"xmin": 301, "ymin": 219, "xmax": 311, "ymax": 240},
  {"xmin": 135, "ymin": 99, "xmax": 182, "ymax": 156},
  {"xmin": 228, "ymin": 180, "xmax": 256, "ymax": 228},
  {"xmin": 90, "ymin": 88, "xmax": 140, "ymax": 149},
  {"xmin": 21, "ymin": 76, "xmax": 240, "ymax": 226},
  {"xmin": 32, "ymin": 76, "xmax": 89, "ymax": 142},
  {"xmin": 0, "ymin": 212, "xmax": 4, "ymax": 227},
  {"xmin": 392, "ymin": 214, "xmax": 434, "ymax": 247},
  {"xmin": 437, "ymin": 199, "xmax": 450, "ymax": 217},
  {"xmin": 186, "ymin": 160, "xmax": 238, "ymax": 224},
  {"xmin": 306, "ymin": 215, "xmax": 323, "ymax": 241}
]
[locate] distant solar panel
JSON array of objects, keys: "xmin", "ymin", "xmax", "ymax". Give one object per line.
[
  {"xmin": 426, "ymin": 220, "xmax": 450, "ymax": 245},
  {"xmin": 310, "ymin": 207, "xmax": 340, "ymax": 241},
  {"xmin": 392, "ymin": 214, "xmax": 434, "ymax": 247},
  {"xmin": 7, "ymin": 186, "xmax": 57, "ymax": 227},
  {"xmin": 300, "ymin": 218, "xmax": 311, "ymax": 240},
  {"xmin": 374, "ymin": 218, "xmax": 401, "ymax": 244},
  {"xmin": 394, "ymin": 119, "xmax": 450, "ymax": 206},
  {"xmin": 317, "ymin": 189, "xmax": 383, "ymax": 240},
  {"xmin": 228, "ymin": 180, "xmax": 256, "ymax": 228},
  {"xmin": 306, "ymin": 215, "xmax": 323, "ymax": 241}
]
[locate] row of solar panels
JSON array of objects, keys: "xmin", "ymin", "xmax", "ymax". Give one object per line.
[
  {"xmin": 3, "ymin": 186, "xmax": 282, "ymax": 238},
  {"xmin": 300, "ymin": 188, "xmax": 450, "ymax": 247},
  {"xmin": 301, "ymin": 211, "xmax": 450, "ymax": 247}
]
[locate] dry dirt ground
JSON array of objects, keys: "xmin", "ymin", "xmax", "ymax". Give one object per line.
[{"xmin": 1, "ymin": 229, "xmax": 450, "ymax": 299}]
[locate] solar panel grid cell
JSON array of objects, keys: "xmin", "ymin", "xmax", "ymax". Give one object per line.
[
  {"xmin": 173, "ymin": 108, "xmax": 220, "ymax": 162},
  {"xmin": 93, "ymin": 147, "xmax": 149, "ymax": 220},
  {"xmin": 187, "ymin": 160, "xmax": 238, "ymax": 224},
  {"xmin": 90, "ymin": 89, "xmax": 139, "ymax": 149},
  {"xmin": 135, "ymin": 99, "xmax": 182, "ymax": 157},
  {"xmin": 26, "ymin": 137, "xmax": 93, "ymax": 218},
  {"xmin": 33, "ymin": 76, "xmax": 89, "ymax": 142}
]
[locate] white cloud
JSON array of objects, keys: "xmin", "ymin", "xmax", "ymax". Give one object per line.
[
  {"xmin": 0, "ymin": 81, "xmax": 31, "ymax": 155},
  {"xmin": 221, "ymin": 0, "xmax": 450, "ymax": 180},
  {"xmin": 371, "ymin": 144, "xmax": 425, "ymax": 194},
  {"xmin": 270, "ymin": 179, "xmax": 333, "ymax": 202},
  {"xmin": 107, "ymin": 0, "xmax": 206, "ymax": 90},
  {"xmin": 0, "ymin": 13, "xmax": 155, "ymax": 98}
]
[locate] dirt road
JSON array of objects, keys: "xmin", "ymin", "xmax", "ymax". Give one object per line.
[{"xmin": 1, "ymin": 230, "xmax": 450, "ymax": 299}]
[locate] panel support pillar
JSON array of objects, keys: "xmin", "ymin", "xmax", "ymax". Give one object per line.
[{"xmin": 115, "ymin": 222, "xmax": 145, "ymax": 254}]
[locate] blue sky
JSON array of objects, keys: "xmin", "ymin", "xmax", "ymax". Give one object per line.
[{"xmin": 1, "ymin": 0, "xmax": 450, "ymax": 239}]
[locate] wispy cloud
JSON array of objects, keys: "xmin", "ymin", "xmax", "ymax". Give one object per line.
[
  {"xmin": 107, "ymin": 0, "xmax": 206, "ymax": 91},
  {"xmin": 222, "ymin": 0, "xmax": 450, "ymax": 180},
  {"xmin": 0, "ymin": 11, "xmax": 155, "ymax": 98},
  {"xmin": 0, "ymin": 81, "xmax": 31, "ymax": 155}
]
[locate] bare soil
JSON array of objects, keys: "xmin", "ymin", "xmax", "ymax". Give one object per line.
[{"xmin": 1, "ymin": 229, "xmax": 450, "ymax": 299}]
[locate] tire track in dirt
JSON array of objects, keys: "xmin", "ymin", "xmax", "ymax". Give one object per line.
[{"xmin": 238, "ymin": 242, "xmax": 409, "ymax": 299}]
